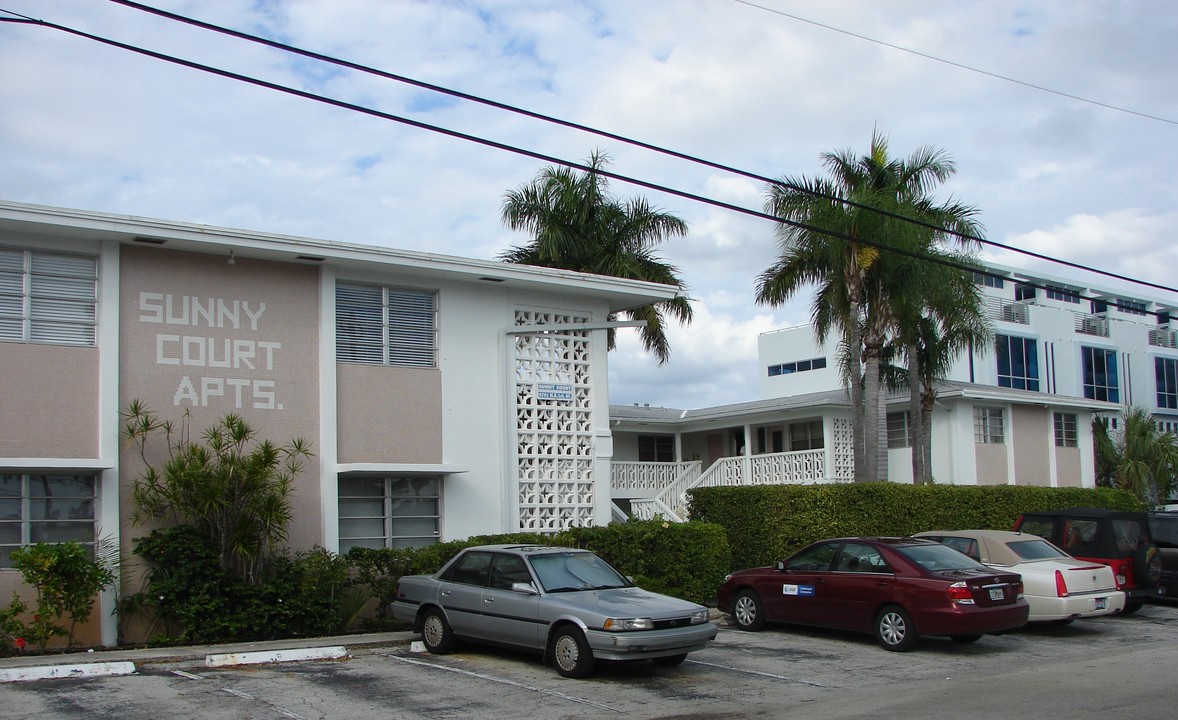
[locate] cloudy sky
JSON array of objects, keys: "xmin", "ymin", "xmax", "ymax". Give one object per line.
[{"xmin": 3, "ymin": 1, "xmax": 1176, "ymax": 409}]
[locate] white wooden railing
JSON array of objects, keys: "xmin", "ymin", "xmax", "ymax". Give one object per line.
[{"xmin": 620, "ymin": 449, "xmax": 833, "ymax": 522}]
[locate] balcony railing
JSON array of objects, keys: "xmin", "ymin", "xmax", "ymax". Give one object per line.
[
  {"xmin": 1149, "ymin": 327, "xmax": 1178, "ymax": 349},
  {"xmin": 1074, "ymin": 312, "xmax": 1109, "ymax": 337},
  {"xmin": 985, "ymin": 297, "xmax": 1029, "ymax": 325}
]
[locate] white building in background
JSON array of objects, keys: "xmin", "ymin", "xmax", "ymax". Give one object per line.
[{"xmin": 610, "ymin": 262, "xmax": 1176, "ymax": 519}]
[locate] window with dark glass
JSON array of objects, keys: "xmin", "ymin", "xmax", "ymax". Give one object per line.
[
  {"xmin": 973, "ymin": 272, "xmax": 1004, "ymax": 289},
  {"xmin": 1157, "ymin": 357, "xmax": 1178, "ymax": 410},
  {"xmin": 1115, "ymin": 299, "xmax": 1147, "ymax": 316},
  {"xmin": 789, "ymin": 420, "xmax": 824, "ymax": 451},
  {"xmin": 1082, "ymin": 347, "xmax": 1119, "ymax": 402},
  {"xmin": 996, "ymin": 335, "xmax": 1039, "ymax": 391},
  {"xmin": 637, "ymin": 435, "xmax": 675, "ymax": 462},
  {"xmin": 1045, "ymin": 285, "xmax": 1080, "ymax": 304},
  {"xmin": 0, "ymin": 474, "xmax": 97, "ymax": 568},
  {"xmin": 767, "ymin": 356, "xmax": 828, "ymax": 377},
  {"xmin": 1015, "ymin": 283, "xmax": 1036, "ymax": 302}
]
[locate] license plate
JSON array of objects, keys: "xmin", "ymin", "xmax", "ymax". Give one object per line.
[
  {"xmin": 988, "ymin": 588, "xmax": 1004, "ymax": 601},
  {"xmin": 1095, "ymin": 597, "xmax": 1107, "ymax": 610}
]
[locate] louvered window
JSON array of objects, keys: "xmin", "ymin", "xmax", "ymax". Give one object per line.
[
  {"xmin": 336, "ymin": 283, "xmax": 436, "ymax": 367},
  {"xmin": 0, "ymin": 247, "xmax": 98, "ymax": 346}
]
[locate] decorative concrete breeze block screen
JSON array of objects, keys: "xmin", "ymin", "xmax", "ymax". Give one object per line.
[{"xmin": 513, "ymin": 310, "xmax": 595, "ymax": 532}]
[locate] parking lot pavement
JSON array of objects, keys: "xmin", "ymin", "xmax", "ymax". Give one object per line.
[{"xmin": 3, "ymin": 604, "xmax": 1177, "ymax": 719}]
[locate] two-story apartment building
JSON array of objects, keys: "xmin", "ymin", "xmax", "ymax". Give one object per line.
[{"xmin": 0, "ymin": 200, "xmax": 677, "ymax": 647}]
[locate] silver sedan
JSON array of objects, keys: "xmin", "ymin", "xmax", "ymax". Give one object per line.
[{"xmin": 391, "ymin": 544, "xmax": 718, "ymax": 678}]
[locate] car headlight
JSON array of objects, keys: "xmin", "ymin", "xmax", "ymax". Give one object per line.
[
  {"xmin": 603, "ymin": 617, "xmax": 654, "ymax": 631},
  {"xmin": 690, "ymin": 609, "xmax": 709, "ymax": 625}
]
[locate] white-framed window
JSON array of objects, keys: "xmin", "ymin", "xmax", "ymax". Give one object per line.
[
  {"xmin": 973, "ymin": 407, "xmax": 1005, "ymax": 445},
  {"xmin": 0, "ymin": 247, "xmax": 98, "ymax": 346},
  {"xmin": 335, "ymin": 283, "xmax": 437, "ymax": 367},
  {"xmin": 886, "ymin": 411, "xmax": 911, "ymax": 448},
  {"xmin": 637, "ymin": 435, "xmax": 675, "ymax": 462},
  {"xmin": 1053, "ymin": 413, "xmax": 1078, "ymax": 448},
  {"xmin": 0, "ymin": 474, "xmax": 97, "ymax": 568},
  {"xmin": 338, "ymin": 476, "xmax": 440, "ymax": 553}
]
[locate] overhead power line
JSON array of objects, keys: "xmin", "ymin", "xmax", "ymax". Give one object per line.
[
  {"xmin": 89, "ymin": 1, "xmax": 1178, "ymax": 297},
  {"xmin": 732, "ymin": 0, "xmax": 1178, "ymax": 127},
  {"xmin": 96, "ymin": 0, "xmax": 1178, "ymax": 298},
  {"xmin": 2, "ymin": 5, "xmax": 1176, "ymax": 309}
]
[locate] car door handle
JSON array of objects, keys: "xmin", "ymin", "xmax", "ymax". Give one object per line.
[
  {"xmin": 441, "ymin": 589, "xmax": 451, "ymax": 597},
  {"xmin": 484, "ymin": 597, "xmax": 494, "ymax": 604}
]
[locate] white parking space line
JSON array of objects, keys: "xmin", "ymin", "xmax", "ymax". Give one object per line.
[
  {"xmin": 170, "ymin": 670, "xmax": 206, "ymax": 680},
  {"xmin": 686, "ymin": 659, "xmax": 827, "ymax": 687},
  {"xmin": 388, "ymin": 654, "xmax": 624, "ymax": 714},
  {"xmin": 170, "ymin": 667, "xmax": 307, "ymax": 719}
]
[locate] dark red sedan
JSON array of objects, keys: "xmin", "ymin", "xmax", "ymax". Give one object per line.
[{"xmin": 716, "ymin": 537, "xmax": 1029, "ymax": 651}]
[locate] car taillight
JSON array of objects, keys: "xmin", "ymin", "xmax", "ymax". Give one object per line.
[
  {"xmin": 1013, "ymin": 580, "xmax": 1024, "ymax": 598},
  {"xmin": 1107, "ymin": 559, "xmax": 1129, "ymax": 589},
  {"xmin": 1054, "ymin": 570, "xmax": 1068, "ymax": 598},
  {"xmin": 947, "ymin": 581, "xmax": 975, "ymax": 605}
]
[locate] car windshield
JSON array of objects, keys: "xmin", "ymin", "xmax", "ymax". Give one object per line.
[
  {"xmin": 1007, "ymin": 539, "xmax": 1069, "ymax": 561},
  {"xmin": 528, "ymin": 551, "xmax": 630, "ymax": 592},
  {"xmin": 895, "ymin": 543, "xmax": 989, "ymax": 572}
]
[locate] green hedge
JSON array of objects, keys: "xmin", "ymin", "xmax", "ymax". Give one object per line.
[
  {"xmin": 687, "ymin": 483, "xmax": 1141, "ymax": 570},
  {"xmin": 348, "ymin": 521, "xmax": 727, "ymax": 615}
]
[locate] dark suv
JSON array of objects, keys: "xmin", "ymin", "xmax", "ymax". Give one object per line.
[
  {"xmin": 1147, "ymin": 511, "xmax": 1178, "ymax": 600},
  {"xmin": 1014, "ymin": 508, "xmax": 1164, "ymax": 612}
]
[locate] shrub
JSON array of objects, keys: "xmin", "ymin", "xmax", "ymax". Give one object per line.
[
  {"xmin": 688, "ymin": 483, "xmax": 1141, "ymax": 570},
  {"xmin": 10, "ymin": 541, "xmax": 116, "ymax": 652},
  {"xmin": 126, "ymin": 526, "xmax": 356, "ymax": 644},
  {"xmin": 122, "ymin": 401, "xmax": 312, "ymax": 583}
]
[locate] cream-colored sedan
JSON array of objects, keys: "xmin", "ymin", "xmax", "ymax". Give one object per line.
[{"xmin": 915, "ymin": 529, "xmax": 1126, "ymax": 623}]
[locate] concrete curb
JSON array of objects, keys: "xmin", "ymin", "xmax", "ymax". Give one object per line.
[
  {"xmin": 205, "ymin": 645, "xmax": 349, "ymax": 667},
  {"xmin": 0, "ymin": 661, "xmax": 137, "ymax": 683}
]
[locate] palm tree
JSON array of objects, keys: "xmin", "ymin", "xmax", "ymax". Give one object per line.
[
  {"xmin": 1094, "ymin": 407, "xmax": 1178, "ymax": 506},
  {"xmin": 499, "ymin": 151, "xmax": 693, "ymax": 364},
  {"xmin": 887, "ymin": 252, "xmax": 991, "ymax": 483},
  {"xmin": 759, "ymin": 131, "xmax": 983, "ymax": 482}
]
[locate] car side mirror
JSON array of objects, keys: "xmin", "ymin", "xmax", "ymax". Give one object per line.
[
  {"xmin": 776, "ymin": 561, "xmax": 786, "ymax": 572},
  {"xmin": 511, "ymin": 582, "xmax": 540, "ymax": 595}
]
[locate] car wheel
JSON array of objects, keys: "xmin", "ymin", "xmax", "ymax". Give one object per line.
[
  {"xmin": 1122, "ymin": 600, "xmax": 1144, "ymax": 615},
  {"xmin": 651, "ymin": 653, "xmax": 688, "ymax": 667},
  {"xmin": 1134, "ymin": 543, "xmax": 1163, "ymax": 587},
  {"xmin": 551, "ymin": 626, "xmax": 596, "ymax": 678},
  {"xmin": 950, "ymin": 634, "xmax": 982, "ymax": 644},
  {"xmin": 732, "ymin": 590, "xmax": 766, "ymax": 631},
  {"xmin": 874, "ymin": 605, "xmax": 917, "ymax": 652},
  {"xmin": 421, "ymin": 608, "xmax": 455, "ymax": 654}
]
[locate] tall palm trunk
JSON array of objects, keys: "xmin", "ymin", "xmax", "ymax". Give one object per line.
[
  {"xmin": 907, "ymin": 351, "xmax": 927, "ymax": 483},
  {"xmin": 846, "ymin": 273, "xmax": 868, "ymax": 482}
]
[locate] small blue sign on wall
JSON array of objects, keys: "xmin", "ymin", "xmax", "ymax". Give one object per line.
[{"xmin": 537, "ymin": 382, "xmax": 574, "ymax": 401}]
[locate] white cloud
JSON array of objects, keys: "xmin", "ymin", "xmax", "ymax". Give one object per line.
[{"xmin": 3, "ymin": 0, "xmax": 1177, "ymax": 410}]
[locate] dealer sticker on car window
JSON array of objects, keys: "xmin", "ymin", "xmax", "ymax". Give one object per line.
[{"xmin": 783, "ymin": 584, "xmax": 816, "ymax": 597}]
